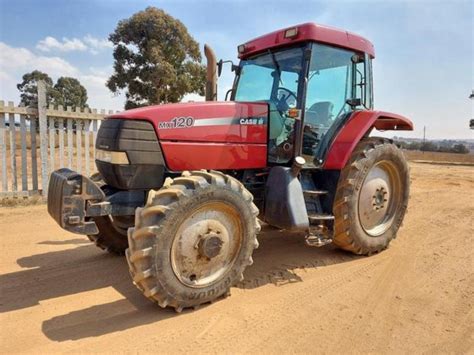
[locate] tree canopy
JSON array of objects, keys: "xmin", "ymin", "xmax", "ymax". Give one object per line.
[
  {"xmin": 17, "ymin": 70, "xmax": 54, "ymax": 107},
  {"xmin": 106, "ymin": 7, "xmax": 206, "ymax": 109},
  {"xmin": 51, "ymin": 77, "xmax": 88, "ymax": 110},
  {"xmin": 17, "ymin": 72, "xmax": 88, "ymax": 110}
]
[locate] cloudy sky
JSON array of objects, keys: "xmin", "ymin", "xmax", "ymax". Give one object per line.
[{"xmin": 0, "ymin": 0, "xmax": 472, "ymax": 139}]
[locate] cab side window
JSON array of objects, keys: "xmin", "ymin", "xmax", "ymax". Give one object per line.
[
  {"xmin": 353, "ymin": 54, "xmax": 373, "ymax": 109},
  {"xmin": 302, "ymin": 44, "xmax": 354, "ymax": 164}
]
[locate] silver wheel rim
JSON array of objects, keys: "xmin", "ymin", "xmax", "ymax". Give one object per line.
[
  {"xmin": 358, "ymin": 160, "xmax": 402, "ymax": 237},
  {"xmin": 170, "ymin": 202, "xmax": 242, "ymax": 288}
]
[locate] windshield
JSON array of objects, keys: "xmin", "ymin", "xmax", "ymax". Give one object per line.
[{"xmin": 234, "ymin": 46, "xmax": 305, "ymax": 107}]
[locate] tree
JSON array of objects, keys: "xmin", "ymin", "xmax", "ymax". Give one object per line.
[
  {"xmin": 51, "ymin": 77, "xmax": 88, "ymax": 110},
  {"xmin": 17, "ymin": 70, "xmax": 54, "ymax": 107},
  {"xmin": 420, "ymin": 141, "xmax": 437, "ymax": 152},
  {"xmin": 107, "ymin": 7, "xmax": 206, "ymax": 109},
  {"xmin": 451, "ymin": 144, "xmax": 469, "ymax": 154}
]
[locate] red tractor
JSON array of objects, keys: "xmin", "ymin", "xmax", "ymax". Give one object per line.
[{"xmin": 48, "ymin": 23, "xmax": 413, "ymax": 312}]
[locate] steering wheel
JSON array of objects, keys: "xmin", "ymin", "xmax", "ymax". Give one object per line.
[
  {"xmin": 277, "ymin": 87, "xmax": 297, "ymax": 103},
  {"xmin": 275, "ymin": 87, "xmax": 297, "ymax": 111}
]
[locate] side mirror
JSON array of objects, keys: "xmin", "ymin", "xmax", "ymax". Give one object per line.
[
  {"xmin": 217, "ymin": 60, "xmax": 241, "ymax": 77},
  {"xmin": 217, "ymin": 59, "xmax": 223, "ymax": 77},
  {"xmin": 346, "ymin": 98, "xmax": 362, "ymax": 108}
]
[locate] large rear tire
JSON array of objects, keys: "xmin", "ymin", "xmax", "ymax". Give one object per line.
[
  {"xmin": 86, "ymin": 173, "xmax": 132, "ymax": 255},
  {"xmin": 126, "ymin": 170, "xmax": 260, "ymax": 312},
  {"xmin": 333, "ymin": 138, "xmax": 409, "ymax": 255}
]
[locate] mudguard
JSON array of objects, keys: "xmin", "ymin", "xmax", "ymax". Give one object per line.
[
  {"xmin": 323, "ymin": 110, "xmax": 413, "ymax": 170},
  {"xmin": 264, "ymin": 166, "xmax": 309, "ymax": 230}
]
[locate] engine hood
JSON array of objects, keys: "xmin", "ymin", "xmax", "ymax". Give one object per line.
[{"xmin": 108, "ymin": 101, "xmax": 269, "ymax": 144}]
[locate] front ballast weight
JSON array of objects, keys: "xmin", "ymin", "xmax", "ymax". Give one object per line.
[{"xmin": 47, "ymin": 168, "xmax": 142, "ymax": 235}]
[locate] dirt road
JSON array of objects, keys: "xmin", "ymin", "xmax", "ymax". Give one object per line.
[{"xmin": 1, "ymin": 162, "xmax": 473, "ymax": 353}]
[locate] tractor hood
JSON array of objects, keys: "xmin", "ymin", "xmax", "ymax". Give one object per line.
[{"xmin": 108, "ymin": 101, "xmax": 269, "ymax": 144}]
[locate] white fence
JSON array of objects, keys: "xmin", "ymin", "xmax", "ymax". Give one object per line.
[{"xmin": 0, "ymin": 82, "xmax": 117, "ymax": 199}]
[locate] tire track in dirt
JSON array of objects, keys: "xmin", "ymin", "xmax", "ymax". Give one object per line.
[{"xmin": 163, "ymin": 258, "xmax": 387, "ymax": 353}]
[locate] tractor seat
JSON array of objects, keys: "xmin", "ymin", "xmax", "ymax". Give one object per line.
[
  {"xmin": 305, "ymin": 101, "xmax": 334, "ymax": 127},
  {"xmin": 268, "ymin": 101, "xmax": 285, "ymax": 140}
]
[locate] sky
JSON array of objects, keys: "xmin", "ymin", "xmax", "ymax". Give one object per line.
[{"xmin": 0, "ymin": 0, "xmax": 472, "ymax": 140}]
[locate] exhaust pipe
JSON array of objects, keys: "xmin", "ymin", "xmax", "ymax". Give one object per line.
[{"xmin": 204, "ymin": 44, "xmax": 217, "ymax": 101}]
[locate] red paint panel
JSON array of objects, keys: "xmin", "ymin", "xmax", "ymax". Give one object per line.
[
  {"xmin": 161, "ymin": 142, "xmax": 267, "ymax": 171},
  {"xmin": 323, "ymin": 111, "xmax": 413, "ymax": 170},
  {"xmin": 239, "ymin": 22, "xmax": 375, "ymax": 59},
  {"xmin": 109, "ymin": 101, "xmax": 268, "ymax": 144}
]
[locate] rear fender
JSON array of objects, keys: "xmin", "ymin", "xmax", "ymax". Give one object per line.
[{"xmin": 323, "ymin": 111, "xmax": 413, "ymax": 170}]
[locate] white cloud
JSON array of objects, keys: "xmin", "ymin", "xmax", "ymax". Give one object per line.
[
  {"xmin": 83, "ymin": 35, "xmax": 113, "ymax": 50},
  {"xmin": 0, "ymin": 42, "xmax": 78, "ymax": 77},
  {"xmin": 36, "ymin": 36, "xmax": 87, "ymax": 52},
  {"xmin": 36, "ymin": 35, "xmax": 112, "ymax": 54},
  {"xmin": 182, "ymin": 93, "xmax": 204, "ymax": 102},
  {"xmin": 0, "ymin": 42, "xmax": 124, "ymax": 110},
  {"xmin": 78, "ymin": 67, "xmax": 124, "ymax": 111},
  {"xmin": 0, "ymin": 70, "xmax": 18, "ymax": 102}
]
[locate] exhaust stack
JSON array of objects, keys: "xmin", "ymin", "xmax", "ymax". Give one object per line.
[{"xmin": 204, "ymin": 44, "xmax": 217, "ymax": 101}]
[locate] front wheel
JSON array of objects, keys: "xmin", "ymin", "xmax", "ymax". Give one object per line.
[
  {"xmin": 333, "ymin": 138, "xmax": 409, "ymax": 255},
  {"xmin": 126, "ymin": 171, "xmax": 260, "ymax": 312}
]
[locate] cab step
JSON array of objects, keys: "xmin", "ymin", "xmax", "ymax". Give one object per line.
[
  {"xmin": 303, "ymin": 190, "xmax": 328, "ymax": 198},
  {"xmin": 308, "ymin": 214, "xmax": 335, "ymax": 223},
  {"xmin": 305, "ymin": 234, "xmax": 333, "ymax": 247}
]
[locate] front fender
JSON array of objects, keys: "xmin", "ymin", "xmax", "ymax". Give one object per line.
[{"xmin": 323, "ymin": 111, "xmax": 413, "ymax": 170}]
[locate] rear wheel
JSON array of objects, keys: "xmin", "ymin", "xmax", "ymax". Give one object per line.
[
  {"xmin": 86, "ymin": 173, "xmax": 132, "ymax": 255},
  {"xmin": 333, "ymin": 138, "xmax": 409, "ymax": 255},
  {"xmin": 126, "ymin": 171, "xmax": 260, "ymax": 312}
]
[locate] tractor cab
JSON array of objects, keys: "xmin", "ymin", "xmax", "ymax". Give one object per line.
[{"xmin": 229, "ymin": 23, "xmax": 374, "ymax": 167}]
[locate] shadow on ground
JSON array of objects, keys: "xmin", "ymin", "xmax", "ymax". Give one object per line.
[{"xmin": 0, "ymin": 228, "xmax": 359, "ymax": 341}]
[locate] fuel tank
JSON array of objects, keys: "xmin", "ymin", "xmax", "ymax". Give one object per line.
[{"xmin": 108, "ymin": 101, "xmax": 269, "ymax": 171}]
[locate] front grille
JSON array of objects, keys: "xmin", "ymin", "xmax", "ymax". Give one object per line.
[{"xmin": 95, "ymin": 119, "xmax": 165, "ymax": 190}]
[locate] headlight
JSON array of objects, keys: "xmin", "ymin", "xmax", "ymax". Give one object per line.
[{"xmin": 95, "ymin": 149, "xmax": 129, "ymax": 164}]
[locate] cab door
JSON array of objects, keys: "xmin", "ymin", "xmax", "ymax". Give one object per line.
[{"xmin": 301, "ymin": 43, "xmax": 363, "ymax": 167}]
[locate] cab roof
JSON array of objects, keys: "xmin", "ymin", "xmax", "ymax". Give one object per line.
[{"xmin": 238, "ymin": 22, "xmax": 375, "ymax": 59}]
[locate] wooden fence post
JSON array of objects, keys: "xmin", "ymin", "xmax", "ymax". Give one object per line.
[
  {"xmin": 8, "ymin": 102, "xmax": 17, "ymax": 192},
  {"xmin": 0, "ymin": 101, "xmax": 7, "ymax": 192},
  {"xmin": 37, "ymin": 81, "xmax": 49, "ymax": 196}
]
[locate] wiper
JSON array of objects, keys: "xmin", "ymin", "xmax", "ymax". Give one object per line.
[{"xmin": 268, "ymin": 50, "xmax": 283, "ymax": 85}]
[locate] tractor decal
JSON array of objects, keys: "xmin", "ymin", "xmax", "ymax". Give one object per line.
[
  {"xmin": 158, "ymin": 116, "xmax": 267, "ymax": 129},
  {"xmin": 158, "ymin": 116, "xmax": 194, "ymax": 129}
]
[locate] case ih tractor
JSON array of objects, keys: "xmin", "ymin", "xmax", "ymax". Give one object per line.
[{"xmin": 48, "ymin": 23, "xmax": 413, "ymax": 312}]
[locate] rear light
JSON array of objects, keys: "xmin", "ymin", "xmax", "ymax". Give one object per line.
[
  {"xmin": 284, "ymin": 27, "xmax": 298, "ymax": 39},
  {"xmin": 237, "ymin": 44, "xmax": 246, "ymax": 54}
]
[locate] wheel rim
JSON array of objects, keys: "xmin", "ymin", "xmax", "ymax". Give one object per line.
[
  {"xmin": 170, "ymin": 201, "xmax": 243, "ymax": 288},
  {"xmin": 358, "ymin": 160, "xmax": 402, "ymax": 237}
]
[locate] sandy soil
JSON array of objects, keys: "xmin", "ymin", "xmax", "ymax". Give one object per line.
[{"xmin": 0, "ymin": 162, "xmax": 473, "ymax": 354}]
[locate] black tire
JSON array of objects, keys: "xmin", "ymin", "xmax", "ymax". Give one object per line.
[
  {"xmin": 333, "ymin": 137, "xmax": 409, "ymax": 255},
  {"xmin": 86, "ymin": 173, "xmax": 132, "ymax": 255},
  {"xmin": 126, "ymin": 170, "xmax": 260, "ymax": 312}
]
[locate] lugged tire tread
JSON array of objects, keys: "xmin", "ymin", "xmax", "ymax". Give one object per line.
[
  {"xmin": 332, "ymin": 137, "xmax": 408, "ymax": 255},
  {"xmin": 126, "ymin": 170, "xmax": 260, "ymax": 312}
]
